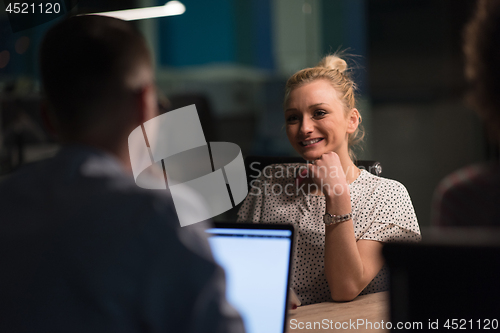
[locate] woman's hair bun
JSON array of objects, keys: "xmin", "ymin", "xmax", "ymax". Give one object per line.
[{"xmin": 316, "ymin": 55, "xmax": 347, "ymax": 73}]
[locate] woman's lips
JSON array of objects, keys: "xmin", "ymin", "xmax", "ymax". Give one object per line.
[{"xmin": 300, "ymin": 138, "xmax": 324, "ymax": 147}]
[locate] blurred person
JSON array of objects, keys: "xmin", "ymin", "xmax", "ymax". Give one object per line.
[
  {"xmin": 432, "ymin": 0, "xmax": 500, "ymax": 227},
  {"xmin": 238, "ymin": 55, "xmax": 421, "ymax": 304},
  {"xmin": 0, "ymin": 16, "xmax": 244, "ymax": 333}
]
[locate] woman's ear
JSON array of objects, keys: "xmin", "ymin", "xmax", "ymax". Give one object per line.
[
  {"xmin": 346, "ymin": 108, "xmax": 360, "ymax": 134},
  {"xmin": 40, "ymin": 99, "xmax": 59, "ymax": 140},
  {"xmin": 134, "ymin": 82, "xmax": 158, "ymax": 126}
]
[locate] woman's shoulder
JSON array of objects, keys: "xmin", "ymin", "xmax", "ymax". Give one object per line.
[
  {"xmin": 436, "ymin": 162, "xmax": 500, "ymax": 196},
  {"xmin": 356, "ymin": 169, "xmax": 408, "ymax": 189},
  {"xmin": 355, "ymin": 169, "xmax": 411, "ymax": 199},
  {"xmin": 354, "ymin": 171, "xmax": 420, "ymax": 239}
]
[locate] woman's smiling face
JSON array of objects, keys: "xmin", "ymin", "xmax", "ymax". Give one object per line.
[{"xmin": 285, "ymin": 79, "xmax": 358, "ymax": 161}]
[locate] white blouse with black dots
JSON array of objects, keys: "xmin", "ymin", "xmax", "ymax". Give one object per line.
[{"xmin": 237, "ymin": 163, "xmax": 421, "ymax": 305}]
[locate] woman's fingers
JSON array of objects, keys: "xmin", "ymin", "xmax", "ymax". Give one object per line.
[
  {"xmin": 306, "ymin": 152, "xmax": 348, "ymax": 193},
  {"xmin": 317, "ymin": 151, "xmax": 340, "ymax": 166},
  {"xmin": 308, "ymin": 156, "xmax": 343, "ymax": 179}
]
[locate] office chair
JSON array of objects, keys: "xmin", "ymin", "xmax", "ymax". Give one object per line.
[
  {"xmin": 165, "ymin": 93, "xmax": 217, "ymax": 143},
  {"xmin": 244, "ymin": 156, "xmax": 382, "ymax": 188}
]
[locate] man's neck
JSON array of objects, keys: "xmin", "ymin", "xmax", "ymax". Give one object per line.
[{"xmin": 63, "ymin": 137, "xmax": 133, "ymax": 175}]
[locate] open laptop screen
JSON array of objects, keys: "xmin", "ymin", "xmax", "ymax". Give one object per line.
[{"xmin": 206, "ymin": 223, "xmax": 294, "ymax": 333}]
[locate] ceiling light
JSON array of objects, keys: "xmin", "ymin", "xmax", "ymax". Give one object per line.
[{"xmin": 85, "ymin": 1, "xmax": 185, "ymax": 21}]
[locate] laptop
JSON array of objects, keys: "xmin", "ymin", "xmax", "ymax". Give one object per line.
[
  {"xmin": 383, "ymin": 228, "xmax": 500, "ymax": 331},
  {"xmin": 206, "ymin": 222, "xmax": 295, "ymax": 333}
]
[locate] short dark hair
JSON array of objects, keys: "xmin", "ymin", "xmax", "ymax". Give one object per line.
[
  {"xmin": 40, "ymin": 15, "xmax": 151, "ymax": 139},
  {"xmin": 464, "ymin": 0, "xmax": 500, "ymax": 141}
]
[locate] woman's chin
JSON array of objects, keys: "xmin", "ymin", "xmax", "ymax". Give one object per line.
[{"xmin": 299, "ymin": 152, "xmax": 320, "ymax": 162}]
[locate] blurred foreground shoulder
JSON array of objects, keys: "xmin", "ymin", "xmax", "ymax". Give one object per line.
[{"xmin": 432, "ymin": 162, "xmax": 500, "ymax": 227}]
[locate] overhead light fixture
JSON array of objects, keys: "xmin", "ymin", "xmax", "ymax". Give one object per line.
[{"xmin": 85, "ymin": 1, "xmax": 185, "ymax": 21}]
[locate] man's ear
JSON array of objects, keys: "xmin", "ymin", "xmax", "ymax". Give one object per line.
[
  {"xmin": 135, "ymin": 82, "xmax": 158, "ymax": 126},
  {"xmin": 40, "ymin": 100, "xmax": 59, "ymax": 140},
  {"xmin": 346, "ymin": 108, "xmax": 360, "ymax": 134}
]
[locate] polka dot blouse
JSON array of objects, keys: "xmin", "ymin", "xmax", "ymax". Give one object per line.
[{"xmin": 237, "ymin": 163, "xmax": 421, "ymax": 305}]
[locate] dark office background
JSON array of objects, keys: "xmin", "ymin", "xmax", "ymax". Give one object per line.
[{"xmin": 0, "ymin": 0, "xmax": 489, "ymax": 226}]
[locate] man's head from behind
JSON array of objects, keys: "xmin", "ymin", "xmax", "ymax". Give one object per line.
[
  {"xmin": 464, "ymin": 0, "xmax": 500, "ymax": 143},
  {"xmin": 40, "ymin": 15, "xmax": 157, "ymax": 146}
]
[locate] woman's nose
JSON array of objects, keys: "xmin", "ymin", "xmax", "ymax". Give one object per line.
[{"xmin": 299, "ymin": 117, "xmax": 314, "ymax": 135}]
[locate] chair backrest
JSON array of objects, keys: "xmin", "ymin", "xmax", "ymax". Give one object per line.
[
  {"xmin": 165, "ymin": 93, "xmax": 216, "ymax": 142},
  {"xmin": 244, "ymin": 156, "xmax": 382, "ymax": 188}
]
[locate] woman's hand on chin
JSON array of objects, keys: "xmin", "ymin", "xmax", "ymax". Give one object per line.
[{"xmin": 307, "ymin": 151, "xmax": 349, "ymax": 200}]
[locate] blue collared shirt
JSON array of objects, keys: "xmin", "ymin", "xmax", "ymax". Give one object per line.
[{"xmin": 0, "ymin": 145, "xmax": 244, "ymax": 333}]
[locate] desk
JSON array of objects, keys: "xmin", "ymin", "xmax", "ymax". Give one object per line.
[{"xmin": 287, "ymin": 291, "xmax": 389, "ymax": 332}]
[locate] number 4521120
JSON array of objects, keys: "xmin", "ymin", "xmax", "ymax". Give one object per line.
[
  {"xmin": 5, "ymin": 3, "xmax": 61, "ymax": 14},
  {"xmin": 443, "ymin": 319, "xmax": 498, "ymax": 330}
]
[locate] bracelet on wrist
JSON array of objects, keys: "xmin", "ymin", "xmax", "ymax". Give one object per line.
[{"xmin": 323, "ymin": 212, "xmax": 352, "ymax": 226}]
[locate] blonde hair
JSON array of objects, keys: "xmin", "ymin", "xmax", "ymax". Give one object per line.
[{"xmin": 284, "ymin": 54, "xmax": 365, "ymax": 160}]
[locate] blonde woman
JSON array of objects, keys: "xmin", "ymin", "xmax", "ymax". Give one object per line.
[{"xmin": 238, "ymin": 55, "xmax": 421, "ymax": 305}]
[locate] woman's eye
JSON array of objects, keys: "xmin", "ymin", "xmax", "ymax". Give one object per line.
[
  {"xmin": 286, "ymin": 115, "xmax": 299, "ymax": 122},
  {"xmin": 314, "ymin": 110, "xmax": 327, "ymax": 117}
]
